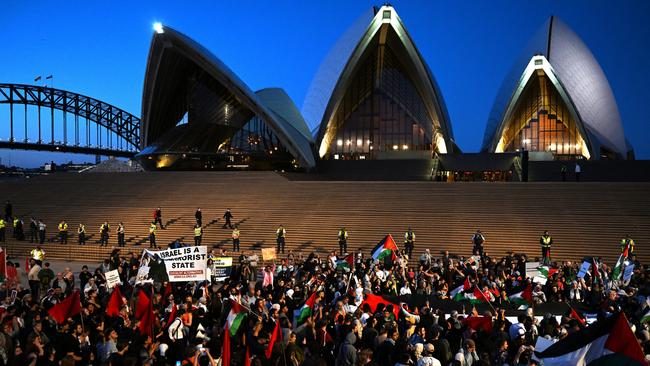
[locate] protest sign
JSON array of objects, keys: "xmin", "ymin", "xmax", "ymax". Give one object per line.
[
  {"xmin": 105, "ymin": 269, "xmax": 121, "ymax": 289},
  {"xmin": 137, "ymin": 246, "xmax": 208, "ymax": 283},
  {"xmin": 577, "ymin": 261, "xmax": 591, "ymax": 279},
  {"xmin": 261, "ymin": 248, "xmax": 276, "ymax": 261},
  {"xmin": 212, "ymin": 257, "xmax": 233, "ymax": 282}
]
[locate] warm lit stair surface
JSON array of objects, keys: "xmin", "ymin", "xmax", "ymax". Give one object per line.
[{"xmin": 2, "ymin": 171, "xmax": 649, "ymax": 265}]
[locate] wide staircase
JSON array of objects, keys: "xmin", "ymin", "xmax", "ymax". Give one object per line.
[{"xmin": 2, "ymin": 172, "xmax": 649, "ymax": 267}]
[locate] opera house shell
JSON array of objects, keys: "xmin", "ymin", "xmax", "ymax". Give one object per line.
[
  {"xmin": 137, "ymin": 25, "xmax": 315, "ymax": 170},
  {"xmin": 483, "ymin": 16, "xmax": 633, "ymax": 160},
  {"xmin": 303, "ymin": 5, "xmax": 455, "ymax": 162}
]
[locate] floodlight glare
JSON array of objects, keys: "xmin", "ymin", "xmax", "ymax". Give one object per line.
[{"xmin": 153, "ymin": 22, "xmax": 164, "ymax": 34}]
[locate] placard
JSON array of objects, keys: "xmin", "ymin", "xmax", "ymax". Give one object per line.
[
  {"xmin": 525, "ymin": 262, "xmax": 541, "ymax": 279},
  {"xmin": 212, "ymin": 257, "xmax": 233, "ymax": 282},
  {"xmin": 261, "ymin": 248, "xmax": 276, "ymax": 261},
  {"xmin": 137, "ymin": 246, "xmax": 208, "ymax": 283},
  {"xmin": 105, "ymin": 269, "xmax": 121, "ymax": 289},
  {"xmin": 623, "ymin": 264, "xmax": 635, "ymax": 283},
  {"xmin": 577, "ymin": 261, "xmax": 591, "ymax": 279}
]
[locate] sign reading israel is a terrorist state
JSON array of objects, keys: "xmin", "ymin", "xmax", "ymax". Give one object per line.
[{"xmin": 141, "ymin": 246, "xmax": 208, "ymax": 282}]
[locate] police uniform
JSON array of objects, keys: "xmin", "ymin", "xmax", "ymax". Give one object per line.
[
  {"xmin": 621, "ymin": 237, "xmax": 635, "ymax": 258},
  {"xmin": 194, "ymin": 225, "xmax": 202, "ymax": 246},
  {"xmin": 78, "ymin": 224, "xmax": 86, "ymax": 245},
  {"xmin": 404, "ymin": 230, "xmax": 415, "ymax": 258},
  {"xmin": 149, "ymin": 222, "xmax": 157, "ymax": 248},
  {"xmin": 232, "ymin": 228, "xmax": 240, "ymax": 251},
  {"xmin": 276, "ymin": 227, "xmax": 286, "ymax": 254},
  {"xmin": 58, "ymin": 221, "xmax": 68, "ymax": 244},
  {"xmin": 338, "ymin": 228, "xmax": 348, "ymax": 254},
  {"xmin": 0, "ymin": 219, "xmax": 5, "ymax": 242},
  {"xmin": 540, "ymin": 233, "xmax": 553, "ymax": 264}
]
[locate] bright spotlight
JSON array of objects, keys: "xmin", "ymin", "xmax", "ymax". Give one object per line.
[{"xmin": 153, "ymin": 22, "xmax": 164, "ymax": 34}]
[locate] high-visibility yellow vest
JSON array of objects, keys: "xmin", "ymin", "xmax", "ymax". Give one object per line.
[
  {"xmin": 276, "ymin": 228, "xmax": 285, "ymax": 238},
  {"xmin": 58, "ymin": 222, "xmax": 68, "ymax": 231},
  {"xmin": 621, "ymin": 239, "xmax": 635, "ymax": 252},
  {"xmin": 232, "ymin": 229, "xmax": 240, "ymax": 239},
  {"xmin": 0, "ymin": 220, "xmax": 5, "ymax": 229},
  {"xmin": 149, "ymin": 224, "xmax": 157, "ymax": 235},
  {"xmin": 338, "ymin": 230, "xmax": 348, "ymax": 240},
  {"xmin": 31, "ymin": 248, "xmax": 44, "ymax": 260},
  {"xmin": 13, "ymin": 218, "xmax": 19, "ymax": 227},
  {"xmin": 404, "ymin": 231, "xmax": 415, "ymax": 242},
  {"xmin": 541, "ymin": 236, "xmax": 552, "ymax": 247},
  {"xmin": 78, "ymin": 225, "xmax": 85, "ymax": 234},
  {"xmin": 194, "ymin": 227, "xmax": 202, "ymax": 237}
]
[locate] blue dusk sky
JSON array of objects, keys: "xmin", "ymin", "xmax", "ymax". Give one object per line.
[{"xmin": 0, "ymin": 0, "xmax": 648, "ymax": 167}]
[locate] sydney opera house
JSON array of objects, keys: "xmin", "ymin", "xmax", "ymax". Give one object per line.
[{"xmin": 136, "ymin": 5, "xmax": 633, "ymax": 176}]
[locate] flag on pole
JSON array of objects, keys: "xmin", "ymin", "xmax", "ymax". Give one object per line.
[
  {"xmin": 45, "ymin": 75, "xmax": 53, "ymax": 79},
  {"xmin": 0, "ymin": 247, "xmax": 6, "ymax": 281},
  {"xmin": 461, "ymin": 316, "xmax": 493, "ymax": 332},
  {"xmin": 136, "ymin": 290, "xmax": 154, "ymax": 337},
  {"xmin": 537, "ymin": 265, "xmax": 559, "ymax": 279},
  {"xmin": 611, "ymin": 253, "xmax": 626, "ymax": 281},
  {"xmin": 535, "ymin": 312, "xmax": 646, "ymax": 366},
  {"xmin": 222, "ymin": 326, "xmax": 231, "ymax": 366},
  {"xmin": 34, "ymin": 76, "xmax": 42, "ymax": 82},
  {"xmin": 450, "ymin": 277, "xmax": 472, "ymax": 298},
  {"xmin": 265, "ymin": 319, "xmax": 282, "ymax": 359},
  {"xmin": 48, "ymin": 290, "xmax": 82, "ymax": 324},
  {"xmin": 226, "ymin": 300, "xmax": 246, "ymax": 335},
  {"xmin": 371, "ymin": 234, "xmax": 398, "ymax": 262},
  {"xmin": 509, "ymin": 283, "xmax": 533, "ymax": 306},
  {"xmin": 296, "ymin": 291, "xmax": 318, "ymax": 325},
  {"xmin": 335, "ymin": 254, "xmax": 355, "ymax": 271},
  {"xmin": 106, "ymin": 286, "xmax": 122, "ymax": 317}
]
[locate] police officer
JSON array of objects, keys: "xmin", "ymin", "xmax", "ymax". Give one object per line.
[
  {"xmin": 117, "ymin": 222, "xmax": 125, "ymax": 247},
  {"xmin": 78, "ymin": 224, "xmax": 86, "ymax": 245},
  {"xmin": 472, "ymin": 229, "xmax": 485, "ymax": 258},
  {"xmin": 540, "ymin": 230, "xmax": 553, "ymax": 265},
  {"xmin": 620, "ymin": 234, "xmax": 635, "ymax": 258},
  {"xmin": 276, "ymin": 225, "xmax": 286, "ymax": 254},
  {"xmin": 223, "ymin": 208, "xmax": 233, "ymax": 229},
  {"xmin": 0, "ymin": 218, "xmax": 5, "ymax": 242},
  {"xmin": 149, "ymin": 221, "xmax": 157, "ymax": 249},
  {"xmin": 99, "ymin": 222, "xmax": 110, "ymax": 246},
  {"xmin": 338, "ymin": 227, "xmax": 349, "ymax": 254},
  {"xmin": 232, "ymin": 226, "xmax": 240, "ymax": 251},
  {"xmin": 58, "ymin": 220, "xmax": 68, "ymax": 244},
  {"xmin": 31, "ymin": 245, "xmax": 45, "ymax": 266},
  {"xmin": 404, "ymin": 227, "xmax": 415, "ymax": 258},
  {"xmin": 194, "ymin": 223, "xmax": 202, "ymax": 246}
]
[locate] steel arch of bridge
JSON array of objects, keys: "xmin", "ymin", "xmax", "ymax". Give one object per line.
[{"xmin": 0, "ymin": 83, "xmax": 140, "ymax": 157}]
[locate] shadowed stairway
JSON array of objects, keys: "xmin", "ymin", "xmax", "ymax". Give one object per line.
[{"xmin": 2, "ymin": 171, "xmax": 649, "ymax": 266}]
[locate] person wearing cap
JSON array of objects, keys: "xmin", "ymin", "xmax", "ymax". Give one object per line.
[{"xmin": 418, "ymin": 343, "xmax": 441, "ymax": 366}]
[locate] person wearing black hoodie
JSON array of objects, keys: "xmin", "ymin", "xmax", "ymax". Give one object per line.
[{"xmin": 336, "ymin": 319, "xmax": 362, "ymax": 366}]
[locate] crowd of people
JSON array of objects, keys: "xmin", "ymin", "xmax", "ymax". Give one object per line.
[
  {"xmin": 0, "ymin": 243, "xmax": 648, "ymax": 366},
  {"xmin": 0, "ymin": 204, "xmax": 648, "ymax": 366}
]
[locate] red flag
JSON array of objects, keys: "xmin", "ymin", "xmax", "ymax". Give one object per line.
[
  {"xmin": 359, "ymin": 293, "xmax": 399, "ymax": 319},
  {"xmin": 569, "ymin": 308, "xmax": 586, "ymax": 326},
  {"xmin": 167, "ymin": 304, "xmax": 177, "ymax": 324},
  {"xmin": 162, "ymin": 282, "xmax": 172, "ymax": 306},
  {"xmin": 244, "ymin": 343, "xmax": 250, "ymax": 366},
  {"xmin": 265, "ymin": 320, "xmax": 282, "ymax": 359},
  {"xmin": 48, "ymin": 291, "xmax": 82, "ymax": 324},
  {"xmin": 136, "ymin": 290, "xmax": 154, "ymax": 337},
  {"xmin": 222, "ymin": 326, "xmax": 231, "ymax": 366},
  {"xmin": 106, "ymin": 286, "xmax": 122, "ymax": 317},
  {"xmin": 25, "ymin": 257, "xmax": 30, "ymax": 274},
  {"xmin": 0, "ymin": 247, "xmax": 6, "ymax": 279},
  {"xmin": 462, "ymin": 316, "xmax": 493, "ymax": 332},
  {"xmin": 603, "ymin": 313, "xmax": 647, "ymax": 365}
]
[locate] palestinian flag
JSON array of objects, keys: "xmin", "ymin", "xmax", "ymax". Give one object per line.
[
  {"xmin": 453, "ymin": 287, "xmax": 491, "ymax": 304},
  {"xmin": 336, "ymin": 254, "xmax": 354, "ymax": 271},
  {"xmin": 538, "ymin": 265, "xmax": 559, "ymax": 278},
  {"xmin": 611, "ymin": 253, "xmax": 626, "ymax": 281},
  {"xmin": 535, "ymin": 312, "xmax": 646, "ymax": 366},
  {"xmin": 509, "ymin": 283, "xmax": 533, "ymax": 306},
  {"xmin": 371, "ymin": 234, "xmax": 398, "ymax": 262},
  {"xmin": 450, "ymin": 277, "xmax": 472, "ymax": 298},
  {"xmin": 296, "ymin": 291, "xmax": 318, "ymax": 325},
  {"xmin": 570, "ymin": 308, "xmax": 586, "ymax": 326},
  {"xmin": 226, "ymin": 300, "xmax": 246, "ymax": 335}
]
